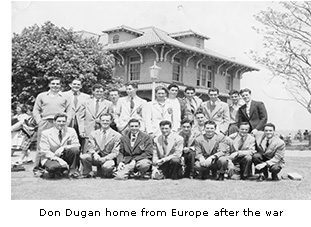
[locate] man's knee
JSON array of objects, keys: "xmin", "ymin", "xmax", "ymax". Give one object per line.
[
  {"xmin": 136, "ymin": 159, "xmax": 152, "ymax": 172},
  {"xmin": 217, "ymin": 156, "xmax": 228, "ymax": 165},
  {"xmin": 102, "ymin": 160, "xmax": 115, "ymax": 171},
  {"xmin": 242, "ymin": 154, "xmax": 253, "ymax": 162},
  {"xmin": 252, "ymin": 153, "xmax": 262, "ymax": 163},
  {"xmin": 170, "ymin": 157, "xmax": 180, "ymax": 165},
  {"xmin": 269, "ymin": 164, "xmax": 282, "ymax": 174}
]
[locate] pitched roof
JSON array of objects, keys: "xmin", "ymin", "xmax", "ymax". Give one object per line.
[
  {"xmin": 103, "ymin": 26, "xmax": 258, "ymax": 71},
  {"xmin": 169, "ymin": 29, "xmax": 210, "ymax": 40},
  {"xmin": 102, "ymin": 25, "xmax": 143, "ymax": 36}
]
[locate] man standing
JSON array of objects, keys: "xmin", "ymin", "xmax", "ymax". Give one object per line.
[
  {"xmin": 237, "ymin": 88, "xmax": 268, "ymax": 133},
  {"xmin": 108, "ymin": 88, "xmax": 121, "ymax": 132},
  {"xmin": 167, "ymin": 83, "xmax": 186, "ymax": 123},
  {"xmin": 33, "ymin": 77, "xmax": 72, "ymax": 169},
  {"xmin": 183, "ymin": 86, "xmax": 203, "ymax": 121},
  {"xmin": 114, "ymin": 119, "xmax": 153, "ymax": 180},
  {"xmin": 152, "ymin": 120, "xmax": 183, "ymax": 180},
  {"xmin": 39, "ymin": 113, "xmax": 80, "ymax": 178},
  {"xmin": 142, "ymin": 86, "xmax": 178, "ymax": 136},
  {"xmin": 63, "ymin": 78, "xmax": 89, "ymax": 150},
  {"xmin": 253, "ymin": 123, "xmax": 285, "ymax": 181},
  {"xmin": 200, "ymin": 88, "xmax": 230, "ymax": 135},
  {"xmin": 116, "ymin": 82, "xmax": 146, "ymax": 133},
  {"xmin": 194, "ymin": 120, "xmax": 235, "ymax": 180},
  {"xmin": 80, "ymin": 113, "xmax": 121, "ymax": 178},
  {"xmin": 228, "ymin": 90, "xmax": 243, "ymax": 135},
  {"xmin": 228, "ymin": 122, "xmax": 256, "ymax": 180},
  {"xmin": 192, "ymin": 111, "xmax": 207, "ymax": 136},
  {"xmin": 178, "ymin": 119, "xmax": 199, "ymax": 179},
  {"xmin": 79, "ymin": 84, "xmax": 112, "ymax": 142}
]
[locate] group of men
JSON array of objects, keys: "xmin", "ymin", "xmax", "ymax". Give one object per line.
[{"xmin": 32, "ymin": 77, "xmax": 285, "ymax": 181}]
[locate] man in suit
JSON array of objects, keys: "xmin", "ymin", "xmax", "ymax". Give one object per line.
[
  {"xmin": 178, "ymin": 119, "xmax": 200, "ymax": 179},
  {"xmin": 39, "ymin": 113, "xmax": 80, "ymax": 178},
  {"xmin": 228, "ymin": 122, "xmax": 256, "ymax": 180},
  {"xmin": 253, "ymin": 123, "xmax": 285, "ymax": 181},
  {"xmin": 192, "ymin": 111, "xmax": 207, "ymax": 136},
  {"xmin": 183, "ymin": 86, "xmax": 203, "ymax": 121},
  {"xmin": 237, "ymin": 88, "xmax": 268, "ymax": 133},
  {"xmin": 152, "ymin": 120, "xmax": 184, "ymax": 180},
  {"xmin": 167, "ymin": 83, "xmax": 186, "ymax": 123},
  {"xmin": 142, "ymin": 86, "xmax": 178, "ymax": 137},
  {"xmin": 108, "ymin": 88, "xmax": 121, "ymax": 132},
  {"xmin": 63, "ymin": 78, "xmax": 90, "ymax": 150},
  {"xmin": 80, "ymin": 113, "xmax": 122, "ymax": 178},
  {"xmin": 228, "ymin": 90, "xmax": 243, "ymax": 135},
  {"xmin": 33, "ymin": 77, "xmax": 72, "ymax": 171},
  {"xmin": 195, "ymin": 120, "xmax": 235, "ymax": 180},
  {"xmin": 200, "ymin": 88, "xmax": 230, "ymax": 135},
  {"xmin": 116, "ymin": 82, "xmax": 146, "ymax": 133},
  {"xmin": 79, "ymin": 84, "xmax": 112, "ymax": 151},
  {"xmin": 114, "ymin": 118, "xmax": 153, "ymax": 180}
]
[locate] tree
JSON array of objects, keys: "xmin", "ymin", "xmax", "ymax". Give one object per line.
[
  {"xmin": 12, "ymin": 21, "xmax": 121, "ymax": 106},
  {"xmin": 251, "ymin": 2, "xmax": 311, "ymax": 114}
]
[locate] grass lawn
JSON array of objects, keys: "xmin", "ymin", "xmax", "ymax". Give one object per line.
[{"xmin": 11, "ymin": 151, "xmax": 311, "ymax": 200}]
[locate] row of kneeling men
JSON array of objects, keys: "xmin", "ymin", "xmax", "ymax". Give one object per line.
[{"xmin": 37, "ymin": 112, "xmax": 285, "ymax": 181}]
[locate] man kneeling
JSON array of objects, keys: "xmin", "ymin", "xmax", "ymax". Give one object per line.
[
  {"xmin": 194, "ymin": 120, "xmax": 234, "ymax": 180},
  {"xmin": 80, "ymin": 113, "xmax": 121, "ymax": 178},
  {"xmin": 114, "ymin": 119, "xmax": 153, "ymax": 180},
  {"xmin": 39, "ymin": 113, "xmax": 80, "ymax": 178},
  {"xmin": 152, "ymin": 120, "xmax": 183, "ymax": 180}
]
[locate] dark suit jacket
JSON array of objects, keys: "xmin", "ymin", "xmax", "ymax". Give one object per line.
[
  {"xmin": 237, "ymin": 100, "xmax": 267, "ymax": 131},
  {"xmin": 118, "ymin": 130, "xmax": 153, "ymax": 164}
]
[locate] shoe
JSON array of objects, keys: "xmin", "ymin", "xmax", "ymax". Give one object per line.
[
  {"xmin": 271, "ymin": 174, "xmax": 280, "ymax": 181},
  {"xmin": 257, "ymin": 175, "xmax": 266, "ymax": 182},
  {"xmin": 11, "ymin": 164, "xmax": 25, "ymax": 172},
  {"xmin": 216, "ymin": 173, "xmax": 225, "ymax": 181},
  {"xmin": 69, "ymin": 171, "xmax": 80, "ymax": 179},
  {"xmin": 22, "ymin": 159, "xmax": 33, "ymax": 164},
  {"xmin": 188, "ymin": 175, "xmax": 194, "ymax": 179}
]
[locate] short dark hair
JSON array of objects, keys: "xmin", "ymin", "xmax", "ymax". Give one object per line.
[
  {"xmin": 109, "ymin": 88, "xmax": 120, "ymax": 94},
  {"xmin": 99, "ymin": 113, "xmax": 113, "ymax": 121},
  {"xmin": 92, "ymin": 84, "xmax": 104, "ymax": 91},
  {"xmin": 167, "ymin": 83, "xmax": 179, "ymax": 91},
  {"xmin": 238, "ymin": 122, "xmax": 251, "ymax": 128},
  {"xmin": 264, "ymin": 123, "xmax": 276, "ymax": 131},
  {"xmin": 240, "ymin": 88, "xmax": 252, "ymax": 95},
  {"xmin": 48, "ymin": 77, "xmax": 61, "ymax": 84},
  {"xmin": 185, "ymin": 86, "xmax": 195, "ymax": 93},
  {"xmin": 195, "ymin": 110, "xmax": 205, "ymax": 116},
  {"xmin": 155, "ymin": 85, "xmax": 168, "ymax": 96},
  {"xmin": 125, "ymin": 82, "xmax": 138, "ymax": 89},
  {"xmin": 208, "ymin": 87, "xmax": 219, "ymax": 94},
  {"xmin": 54, "ymin": 113, "xmax": 67, "ymax": 121},
  {"xmin": 181, "ymin": 118, "xmax": 193, "ymax": 126},
  {"xmin": 71, "ymin": 78, "xmax": 82, "ymax": 84},
  {"xmin": 128, "ymin": 118, "xmax": 140, "ymax": 125},
  {"xmin": 204, "ymin": 120, "xmax": 217, "ymax": 128},
  {"xmin": 229, "ymin": 90, "xmax": 239, "ymax": 96},
  {"xmin": 159, "ymin": 120, "xmax": 172, "ymax": 128}
]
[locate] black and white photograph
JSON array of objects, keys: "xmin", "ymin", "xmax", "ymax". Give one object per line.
[{"xmin": 10, "ymin": 1, "xmax": 311, "ymax": 200}]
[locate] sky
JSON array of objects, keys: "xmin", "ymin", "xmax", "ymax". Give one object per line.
[{"xmin": 11, "ymin": 1, "xmax": 311, "ymax": 131}]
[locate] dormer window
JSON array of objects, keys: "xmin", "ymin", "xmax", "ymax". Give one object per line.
[{"xmin": 113, "ymin": 35, "xmax": 119, "ymax": 43}]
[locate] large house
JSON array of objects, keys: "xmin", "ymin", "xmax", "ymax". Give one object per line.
[{"xmin": 103, "ymin": 25, "xmax": 258, "ymax": 101}]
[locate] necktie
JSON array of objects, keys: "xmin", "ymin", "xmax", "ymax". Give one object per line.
[
  {"xmin": 238, "ymin": 137, "xmax": 245, "ymax": 150},
  {"xmin": 58, "ymin": 130, "xmax": 62, "ymax": 143},
  {"xmin": 131, "ymin": 133, "xmax": 136, "ymax": 147},
  {"xmin": 95, "ymin": 99, "xmax": 100, "ymax": 116},
  {"xmin": 130, "ymin": 97, "xmax": 135, "ymax": 111},
  {"xmin": 265, "ymin": 139, "xmax": 270, "ymax": 151},
  {"xmin": 184, "ymin": 134, "xmax": 190, "ymax": 147},
  {"xmin": 210, "ymin": 101, "xmax": 215, "ymax": 113},
  {"xmin": 73, "ymin": 92, "xmax": 78, "ymax": 108}
]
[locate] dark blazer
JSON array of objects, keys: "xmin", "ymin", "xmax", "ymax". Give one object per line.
[
  {"xmin": 237, "ymin": 100, "xmax": 268, "ymax": 131},
  {"xmin": 118, "ymin": 130, "xmax": 153, "ymax": 164}
]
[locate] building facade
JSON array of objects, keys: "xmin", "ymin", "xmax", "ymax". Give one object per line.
[{"xmin": 103, "ymin": 25, "xmax": 258, "ymax": 101}]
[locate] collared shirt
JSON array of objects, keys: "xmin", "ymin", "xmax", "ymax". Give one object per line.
[
  {"xmin": 167, "ymin": 97, "xmax": 181, "ymax": 126},
  {"xmin": 229, "ymin": 103, "xmax": 241, "ymax": 123},
  {"xmin": 130, "ymin": 132, "xmax": 138, "ymax": 147},
  {"xmin": 245, "ymin": 101, "xmax": 251, "ymax": 117}
]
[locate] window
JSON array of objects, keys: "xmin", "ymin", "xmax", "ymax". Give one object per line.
[
  {"xmin": 196, "ymin": 38, "xmax": 201, "ymax": 48},
  {"xmin": 197, "ymin": 64, "xmax": 213, "ymax": 88},
  {"xmin": 112, "ymin": 34, "xmax": 119, "ymax": 43},
  {"xmin": 172, "ymin": 57, "xmax": 183, "ymax": 82},
  {"xmin": 128, "ymin": 56, "xmax": 141, "ymax": 81},
  {"xmin": 225, "ymin": 73, "xmax": 233, "ymax": 90}
]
